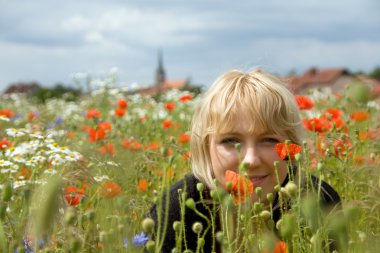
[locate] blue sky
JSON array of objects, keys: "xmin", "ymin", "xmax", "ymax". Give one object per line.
[{"xmin": 0, "ymin": 0, "xmax": 379, "ymax": 92}]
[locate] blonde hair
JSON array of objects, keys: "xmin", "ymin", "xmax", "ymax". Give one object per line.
[{"xmin": 190, "ymin": 68, "xmax": 305, "ymax": 189}]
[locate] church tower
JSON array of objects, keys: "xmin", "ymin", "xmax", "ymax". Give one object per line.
[{"xmin": 155, "ymin": 50, "xmax": 166, "ymax": 88}]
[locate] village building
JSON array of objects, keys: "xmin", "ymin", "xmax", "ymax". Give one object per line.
[{"xmin": 287, "ymin": 67, "xmax": 380, "ymax": 96}]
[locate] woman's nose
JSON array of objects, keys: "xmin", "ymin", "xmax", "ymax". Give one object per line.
[{"xmin": 242, "ymin": 146, "xmax": 261, "ymax": 169}]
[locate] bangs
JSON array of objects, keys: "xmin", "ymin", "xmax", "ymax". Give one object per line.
[{"xmin": 205, "ymin": 73, "xmax": 299, "ymax": 138}]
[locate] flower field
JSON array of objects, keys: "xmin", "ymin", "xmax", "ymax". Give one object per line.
[{"xmin": 0, "ymin": 78, "xmax": 379, "ymax": 253}]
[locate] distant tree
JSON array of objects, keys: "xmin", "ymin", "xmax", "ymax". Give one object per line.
[
  {"xmin": 369, "ymin": 66, "xmax": 380, "ymax": 81},
  {"xmin": 30, "ymin": 83, "xmax": 81, "ymax": 103}
]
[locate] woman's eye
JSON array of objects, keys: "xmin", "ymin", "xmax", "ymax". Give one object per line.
[
  {"xmin": 220, "ymin": 138, "xmax": 240, "ymax": 144},
  {"xmin": 262, "ymin": 137, "xmax": 280, "ymax": 143}
]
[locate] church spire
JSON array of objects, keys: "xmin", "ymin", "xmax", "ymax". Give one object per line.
[{"xmin": 155, "ymin": 50, "xmax": 166, "ymax": 87}]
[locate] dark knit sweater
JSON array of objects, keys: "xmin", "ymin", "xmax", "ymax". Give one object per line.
[{"xmin": 150, "ymin": 173, "xmax": 341, "ymax": 253}]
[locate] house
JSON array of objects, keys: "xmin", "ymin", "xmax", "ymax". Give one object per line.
[
  {"xmin": 136, "ymin": 51, "xmax": 188, "ymax": 96},
  {"xmin": 286, "ymin": 67, "xmax": 356, "ymax": 94},
  {"xmin": 3, "ymin": 82, "xmax": 41, "ymax": 95}
]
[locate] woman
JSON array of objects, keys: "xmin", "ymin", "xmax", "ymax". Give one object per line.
[{"xmin": 150, "ymin": 69, "xmax": 341, "ymax": 253}]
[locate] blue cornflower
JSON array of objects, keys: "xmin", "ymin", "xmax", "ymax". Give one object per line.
[
  {"xmin": 132, "ymin": 232, "xmax": 149, "ymax": 246},
  {"xmin": 55, "ymin": 117, "xmax": 63, "ymax": 125}
]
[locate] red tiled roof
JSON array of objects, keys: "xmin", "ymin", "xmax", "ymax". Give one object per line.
[
  {"xmin": 136, "ymin": 80, "xmax": 187, "ymax": 96},
  {"xmin": 289, "ymin": 68, "xmax": 350, "ymax": 89}
]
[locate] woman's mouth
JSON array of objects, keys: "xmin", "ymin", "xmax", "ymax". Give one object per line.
[{"xmin": 249, "ymin": 175, "xmax": 268, "ymax": 186}]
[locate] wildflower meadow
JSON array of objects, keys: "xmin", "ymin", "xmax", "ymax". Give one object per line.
[{"xmin": 0, "ymin": 74, "xmax": 379, "ymax": 253}]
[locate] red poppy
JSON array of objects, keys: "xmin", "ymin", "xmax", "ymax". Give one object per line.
[
  {"xmin": 275, "ymin": 142, "xmax": 302, "ymax": 160},
  {"xmin": 295, "ymin": 96, "xmax": 314, "ymax": 110},
  {"xmin": 178, "ymin": 133, "xmax": 190, "ymax": 144},
  {"xmin": 100, "ymin": 143, "xmax": 115, "ymax": 156},
  {"xmin": 350, "ymin": 111, "xmax": 370, "ymax": 122},
  {"xmin": 0, "ymin": 138, "xmax": 12, "ymax": 150},
  {"xmin": 64, "ymin": 186, "xmax": 85, "ymax": 206},
  {"xmin": 137, "ymin": 179, "xmax": 150, "ymax": 192},
  {"xmin": 225, "ymin": 170, "xmax": 254, "ymax": 204},
  {"xmin": 273, "ymin": 241, "xmax": 288, "ymax": 253},
  {"xmin": 86, "ymin": 109, "xmax": 101, "ymax": 119},
  {"xmin": 179, "ymin": 94, "xmax": 193, "ymax": 103},
  {"xmin": 88, "ymin": 127, "xmax": 106, "ymax": 142},
  {"xmin": 14, "ymin": 167, "xmax": 31, "ymax": 180},
  {"xmin": 162, "ymin": 120, "xmax": 172, "ymax": 129},
  {"xmin": 323, "ymin": 108, "xmax": 342, "ymax": 120},
  {"xmin": 0, "ymin": 109, "xmax": 15, "ymax": 118},
  {"xmin": 101, "ymin": 182, "xmax": 122, "ymax": 198},
  {"xmin": 164, "ymin": 102, "xmax": 176, "ymax": 111},
  {"xmin": 98, "ymin": 121, "xmax": 112, "ymax": 131},
  {"xmin": 123, "ymin": 138, "xmax": 143, "ymax": 151},
  {"xmin": 114, "ymin": 108, "xmax": 125, "ymax": 117},
  {"xmin": 145, "ymin": 141, "xmax": 161, "ymax": 151},
  {"xmin": 117, "ymin": 98, "xmax": 128, "ymax": 109},
  {"xmin": 27, "ymin": 112, "xmax": 37, "ymax": 121},
  {"xmin": 303, "ymin": 118, "xmax": 332, "ymax": 133},
  {"xmin": 333, "ymin": 138, "xmax": 352, "ymax": 157}
]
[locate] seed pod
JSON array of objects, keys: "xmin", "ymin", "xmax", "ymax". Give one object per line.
[{"xmin": 266, "ymin": 193, "xmax": 274, "ymax": 203}]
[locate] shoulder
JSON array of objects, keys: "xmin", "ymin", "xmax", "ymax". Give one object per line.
[{"xmin": 310, "ymin": 175, "xmax": 341, "ymax": 206}]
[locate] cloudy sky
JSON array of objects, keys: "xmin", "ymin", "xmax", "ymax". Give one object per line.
[{"xmin": 0, "ymin": 0, "xmax": 379, "ymax": 92}]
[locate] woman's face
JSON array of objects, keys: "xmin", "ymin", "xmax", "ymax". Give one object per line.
[{"xmin": 209, "ymin": 113, "xmax": 288, "ymax": 204}]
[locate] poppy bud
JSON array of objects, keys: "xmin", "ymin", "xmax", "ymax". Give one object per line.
[
  {"xmin": 192, "ymin": 222, "xmax": 203, "ymax": 234},
  {"xmin": 260, "ymin": 210, "xmax": 271, "ymax": 220},
  {"xmin": 146, "ymin": 240, "xmax": 156, "ymax": 253},
  {"xmin": 173, "ymin": 221, "xmax": 181, "ymax": 232},
  {"xmin": 255, "ymin": 187, "xmax": 262, "ymax": 197},
  {"xmin": 215, "ymin": 231, "xmax": 224, "ymax": 243},
  {"xmin": 285, "ymin": 181, "xmax": 298, "ymax": 197},
  {"xmin": 267, "ymin": 193, "xmax": 274, "ymax": 203},
  {"xmin": 185, "ymin": 198, "xmax": 196, "ymax": 210},
  {"xmin": 142, "ymin": 218, "xmax": 155, "ymax": 233},
  {"xmin": 196, "ymin": 182, "xmax": 204, "ymax": 192}
]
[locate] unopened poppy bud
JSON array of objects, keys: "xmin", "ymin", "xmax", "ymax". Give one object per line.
[
  {"xmin": 173, "ymin": 221, "xmax": 181, "ymax": 232},
  {"xmin": 266, "ymin": 193, "xmax": 274, "ymax": 203},
  {"xmin": 253, "ymin": 202, "xmax": 262, "ymax": 214},
  {"xmin": 255, "ymin": 187, "xmax": 262, "ymax": 197},
  {"xmin": 259, "ymin": 210, "xmax": 271, "ymax": 220},
  {"xmin": 192, "ymin": 222, "xmax": 203, "ymax": 234},
  {"xmin": 142, "ymin": 218, "xmax": 155, "ymax": 233},
  {"xmin": 215, "ymin": 231, "xmax": 224, "ymax": 243},
  {"xmin": 274, "ymin": 184, "xmax": 281, "ymax": 193},
  {"xmin": 295, "ymin": 153, "xmax": 301, "ymax": 161},
  {"xmin": 185, "ymin": 198, "xmax": 196, "ymax": 210},
  {"xmin": 196, "ymin": 182, "xmax": 204, "ymax": 192},
  {"xmin": 285, "ymin": 181, "xmax": 298, "ymax": 197},
  {"xmin": 146, "ymin": 240, "xmax": 156, "ymax": 253},
  {"xmin": 280, "ymin": 187, "xmax": 290, "ymax": 198}
]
